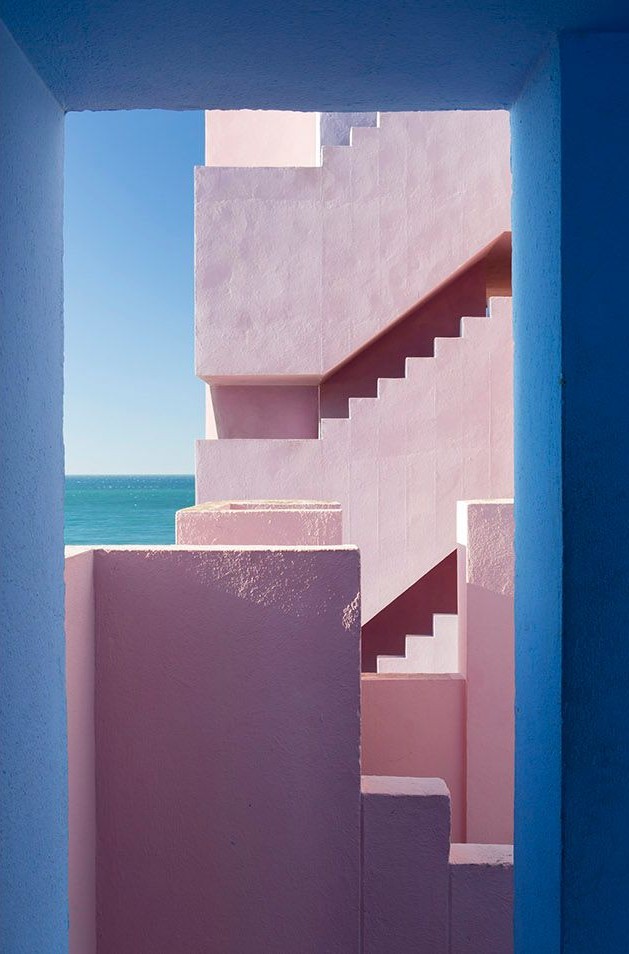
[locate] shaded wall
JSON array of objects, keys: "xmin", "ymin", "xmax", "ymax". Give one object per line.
[{"xmin": 0, "ymin": 22, "xmax": 67, "ymax": 953}]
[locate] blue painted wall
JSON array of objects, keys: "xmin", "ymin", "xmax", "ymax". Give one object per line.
[
  {"xmin": 511, "ymin": 44, "xmax": 562, "ymax": 954},
  {"xmin": 560, "ymin": 34, "xmax": 629, "ymax": 951},
  {"xmin": 0, "ymin": 22, "xmax": 67, "ymax": 953},
  {"xmin": 513, "ymin": 33, "xmax": 629, "ymax": 951}
]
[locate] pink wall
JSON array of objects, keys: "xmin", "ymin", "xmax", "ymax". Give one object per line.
[
  {"xmin": 93, "ymin": 546, "xmax": 361, "ymax": 954},
  {"xmin": 210, "ymin": 384, "xmax": 319, "ymax": 438},
  {"xmin": 320, "ymin": 257, "xmax": 489, "ymax": 418},
  {"xmin": 205, "ymin": 110, "xmax": 319, "ymax": 167},
  {"xmin": 195, "ymin": 111, "xmax": 510, "ymax": 382},
  {"xmin": 458, "ymin": 501, "xmax": 515, "ymax": 844},
  {"xmin": 361, "ymin": 551, "xmax": 457, "ymax": 672},
  {"xmin": 361, "ymin": 674, "xmax": 466, "ymax": 840},
  {"xmin": 197, "ymin": 298, "xmax": 513, "ymax": 623},
  {"xmin": 65, "ymin": 548, "xmax": 96, "ymax": 954},
  {"xmin": 176, "ymin": 499, "xmax": 342, "ymax": 546},
  {"xmin": 450, "ymin": 844, "xmax": 513, "ymax": 954},
  {"xmin": 361, "ymin": 776, "xmax": 450, "ymax": 954}
]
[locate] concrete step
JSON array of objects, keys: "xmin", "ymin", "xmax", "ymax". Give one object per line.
[{"xmin": 377, "ymin": 614, "xmax": 458, "ymax": 673}]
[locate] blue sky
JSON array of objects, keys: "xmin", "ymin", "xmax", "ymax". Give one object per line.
[{"xmin": 64, "ymin": 110, "xmax": 205, "ymax": 474}]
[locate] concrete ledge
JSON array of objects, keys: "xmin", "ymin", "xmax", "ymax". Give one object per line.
[{"xmin": 176, "ymin": 498, "xmax": 342, "ymax": 546}]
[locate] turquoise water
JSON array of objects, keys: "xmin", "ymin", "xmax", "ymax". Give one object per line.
[{"xmin": 64, "ymin": 475, "xmax": 195, "ymax": 545}]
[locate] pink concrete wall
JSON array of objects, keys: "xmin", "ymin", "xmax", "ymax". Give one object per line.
[
  {"xmin": 195, "ymin": 111, "xmax": 510, "ymax": 381},
  {"xmin": 205, "ymin": 110, "xmax": 319, "ymax": 167},
  {"xmin": 93, "ymin": 546, "xmax": 361, "ymax": 954},
  {"xmin": 65, "ymin": 548, "xmax": 96, "ymax": 954},
  {"xmin": 197, "ymin": 298, "xmax": 513, "ymax": 623},
  {"xmin": 361, "ymin": 674, "xmax": 466, "ymax": 840},
  {"xmin": 209, "ymin": 383, "xmax": 319, "ymax": 438},
  {"xmin": 457, "ymin": 501, "xmax": 514, "ymax": 844},
  {"xmin": 361, "ymin": 550, "xmax": 457, "ymax": 672},
  {"xmin": 176, "ymin": 499, "xmax": 342, "ymax": 546},
  {"xmin": 361, "ymin": 776, "xmax": 450, "ymax": 954},
  {"xmin": 320, "ymin": 257, "xmax": 489, "ymax": 418},
  {"xmin": 449, "ymin": 844, "xmax": 514, "ymax": 954}
]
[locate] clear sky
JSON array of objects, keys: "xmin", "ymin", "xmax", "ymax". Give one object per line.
[{"xmin": 64, "ymin": 110, "xmax": 205, "ymax": 474}]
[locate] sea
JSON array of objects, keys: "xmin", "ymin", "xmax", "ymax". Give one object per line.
[{"xmin": 64, "ymin": 475, "xmax": 196, "ymax": 546}]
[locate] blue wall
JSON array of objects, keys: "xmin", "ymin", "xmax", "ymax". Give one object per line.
[
  {"xmin": 511, "ymin": 44, "xmax": 563, "ymax": 954},
  {"xmin": 513, "ymin": 33, "xmax": 629, "ymax": 951},
  {"xmin": 0, "ymin": 22, "xmax": 67, "ymax": 953},
  {"xmin": 560, "ymin": 34, "xmax": 629, "ymax": 951}
]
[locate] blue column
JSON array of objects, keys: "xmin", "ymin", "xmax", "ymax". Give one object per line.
[
  {"xmin": 0, "ymin": 22, "xmax": 68, "ymax": 953},
  {"xmin": 512, "ymin": 33, "xmax": 629, "ymax": 953}
]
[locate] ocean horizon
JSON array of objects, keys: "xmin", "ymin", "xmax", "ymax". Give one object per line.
[{"xmin": 65, "ymin": 474, "xmax": 195, "ymax": 545}]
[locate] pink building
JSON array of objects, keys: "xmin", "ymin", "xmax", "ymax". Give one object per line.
[{"xmin": 66, "ymin": 111, "xmax": 515, "ymax": 952}]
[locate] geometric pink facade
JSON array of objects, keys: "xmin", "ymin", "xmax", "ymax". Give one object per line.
[{"xmin": 65, "ymin": 111, "xmax": 516, "ymax": 952}]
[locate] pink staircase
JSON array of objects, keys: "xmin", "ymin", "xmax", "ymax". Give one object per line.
[{"xmin": 197, "ymin": 297, "xmax": 513, "ymax": 622}]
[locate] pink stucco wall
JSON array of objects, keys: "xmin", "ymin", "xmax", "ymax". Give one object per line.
[
  {"xmin": 196, "ymin": 111, "xmax": 510, "ymax": 382},
  {"xmin": 93, "ymin": 546, "xmax": 361, "ymax": 954},
  {"xmin": 210, "ymin": 383, "xmax": 319, "ymax": 438},
  {"xmin": 197, "ymin": 298, "xmax": 513, "ymax": 623},
  {"xmin": 176, "ymin": 499, "xmax": 342, "ymax": 546},
  {"xmin": 205, "ymin": 110, "xmax": 319, "ymax": 167},
  {"xmin": 458, "ymin": 501, "xmax": 515, "ymax": 844},
  {"xmin": 65, "ymin": 548, "xmax": 96, "ymax": 954},
  {"xmin": 361, "ymin": 674, "xmax": 466, "ymax": 840},
  {"xmin": 449, "ymin": 844, "xmax": 514, "ymax": 954},
  {"xmin": 361, "ymin": 776, "xmax": 451, "ymax": 954}
]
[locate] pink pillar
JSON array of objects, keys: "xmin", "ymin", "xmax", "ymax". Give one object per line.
[
  {"xmin": 457, "ymin": 501, "xmax": 514, "ymax": 843},
  {"xmin": 64, "ymin": 548, "xmax": 96, "ymax": 954},
  {"xmin": 361, "ymin": 674, "xmax": 466, "ymax": 841},
  {"xmin": 94, "ymin": 546, "xmax": 361, "ymax": 954},
  {"xmin": 449, "ymin": 844, "xmax": 514, "ymax": 954},
  {"xmin": 361, "ymin": 776, "xmax": 450, "ymax": 954}
]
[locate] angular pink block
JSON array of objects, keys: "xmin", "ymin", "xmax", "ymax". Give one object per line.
[
  {"xmin": 457, "ymin": 500, "xmax": 514, "ymax": 844},
  {"xmin": 449, "ymin": 844, "xmax": 514, "ymax": 954},
  {"xmin": 176, "ymin": 499, "xmax": 342, "ymax": 546},
  {"xmin": 94, "ymin": 546, "xmax": 361, "ymax": 954},
  {"xmin": 361, "ymin": 673, "xmax": 466, "ymax": 840},
  {"xmin": 361, "ymin": 776, "xmax": 450, "ymax": 954}
]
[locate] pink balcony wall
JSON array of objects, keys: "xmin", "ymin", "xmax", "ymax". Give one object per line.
[
  {"xmin": 458, "ymin": 500, "xmax": 515, "ymax": 844},
  {"xmin": 176, "ymin": 499, "xmax": 342, "ymax": 546},
  {"xmin": 361, "ymin": 674, "xmax": 466, "ymax": 840},
  {"xmin": 195, "ymin": 110, "xmax": 510, "ymax": 383},
  {"xmin": 205, "ymin": 110, "xmax": 320, "ymax": 168}
]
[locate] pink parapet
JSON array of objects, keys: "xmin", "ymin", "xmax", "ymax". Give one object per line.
[
  {"xmin": 457, "ymin": 500, "xmax": 515, "ymax": 844},
  {"xmin": 176, "ymin": 499, "xmax": 342, "ymax": 546}
]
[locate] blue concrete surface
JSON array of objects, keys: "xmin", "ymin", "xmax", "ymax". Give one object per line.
[
  {"xmin": 1, "ymin": 0, "xmax": 629, "ymax": 111},
  {"xmin": 0, "ymin": 21, "xmax": 67, "ymax": 954},
  {"xmin": 511, "ymin": 43, "xmax": 563, "ymax": 954}
]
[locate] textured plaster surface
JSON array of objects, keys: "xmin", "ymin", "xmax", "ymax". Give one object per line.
[
  {"xmin": 511, "ymin": 45, "xmax": 562, "ymax": 954},
  {"xmin": 195, "ymin": 111, "xmax": 510, "ymax": 379},
  {"xmin": 457, "ymin": 501, "xmax": 514, "ymax": 843},
  {"xmin": 4, "ymin": 2, "xmax": 629, "ymax": 111},
  {"xmin": 361, "ymin": 674, "xmax": 465, "ymax": 840},
  {"xmin": 450, "ymin": 844, "xmax": 514, "ymax": 954},
  {"xmin": 0, "ymin": 22, "xmax": 67, "ymax": 953},
  {"xmin": 93, "ymin": 546, "xmax": 361, "ymax": 954},
  {"xmin": 210, "ymin": 383, "xmax": 319, "ymax": 438},
  {"xmin": 197, "ymin": 298, "xmax": 513, "ymax": 622},
  {"xmin": 205, "ymin": 110, "xmax": 319, "ymax": 167},
  {"xmin": 65, "ymin": 549, "xmax": 97, "ymax": 954},
  {"xmin": 361, "ymin": 776, "xmax": 450, "ymax": 954},
  {"xmin": 176, "ymin": 499, "xmax": 342, "ymax": 545}
]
